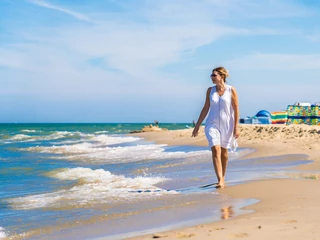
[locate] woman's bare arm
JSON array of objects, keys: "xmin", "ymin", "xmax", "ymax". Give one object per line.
[
  {"xmin": 231, "ymin": 87, "xmax": 240, "ymax": 138},
  {"xmin": 192, "ymin": 87, "xmax": 211, "ymax": 137}
]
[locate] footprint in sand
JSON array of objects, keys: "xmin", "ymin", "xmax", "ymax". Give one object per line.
[
  {"xmin": 215, "ymin": 227, "xmax": 225, "ymax": 230},
  {"xmin": 285, "ymin": 220, "xmax": 297, "ymax": 223},
  {"xmin": 176, "ymin": 232, "xmax": 195, "ymax": 238},
  {"xmin": 233, "ymin": 233, "xmax": 249, "ymax": 238}
]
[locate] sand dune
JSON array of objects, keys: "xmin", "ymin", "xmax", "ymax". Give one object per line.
[{"xmin": 239, "ymin": 124, "xmax": 320, "ymax": 140}]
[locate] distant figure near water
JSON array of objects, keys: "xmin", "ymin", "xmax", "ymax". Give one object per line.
[
  {"xmin": 192, "ymin": 120, "xmax": 196, "ymax": 127},
  {"xmin": 192, "ymin": 66, "xmax": 240, "ymax": 189},
  {"xmin": 154, "ymin": 120, "xmax": 159, "ymax": 127}
]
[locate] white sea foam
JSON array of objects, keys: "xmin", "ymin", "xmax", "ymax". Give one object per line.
[
  {"xmin": 57, "ymin": 132, "xmax": 139, "ymax": 145},
  {"xmin": 8, "ymin": 167, "xmax": 175, "ymax": 210},
  {"xmin": 10, "ymin": 134, "xmax": 32, "ymax": 141},
  {"xmin": 0, "ymin": 227, "xmax": 7, "ymax": 239},
  {"xmin": 21, "ymin": 129, "xmax": 39, "ymax": 133},
  {"xmin": 42, "ymin": 131, "xmax": 81, "ymax": 141},
  {"xmin": 26, "ymin": 142, "xmax": 209, "ymax": 164},
  {"xmin": 56, "ymin": 139, "xmax": 84, "ymax": 145},
  {"xmin": 8, "ymin": 131, "xmax": 81, "ymax": 142},
  {"xmin": 9, "ymin": 131, "xmax": 140, "ymax": 146},
  {"xmin": 28, "ymin": 142, "xmax": 96, "ymax": 154},
  {"xmin": 95, "ymin": 130, "xmax": 109, "ymax": 134},
  {"xmin": 89, "ymin": 134, "xmax": 141, "ymax": 145}
]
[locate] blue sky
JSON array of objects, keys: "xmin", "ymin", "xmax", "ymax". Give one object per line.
[{"xmin": 1, "ymin": 0, "xmax": 320, "ymax": 123}]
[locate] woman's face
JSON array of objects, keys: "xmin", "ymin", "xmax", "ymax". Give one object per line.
[{"xmin": 210, "ymin": 71, "xmax": 224, "ymax": 84}]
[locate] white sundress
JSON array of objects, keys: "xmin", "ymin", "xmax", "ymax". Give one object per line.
[{"xmin": 205, "ymin": 85, "xmax": 235, "ymax": 149}]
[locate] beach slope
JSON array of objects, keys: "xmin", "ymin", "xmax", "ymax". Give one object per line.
[{"xmin": 129, "ymin": 124, "xmax": 320, "ymax": 240}]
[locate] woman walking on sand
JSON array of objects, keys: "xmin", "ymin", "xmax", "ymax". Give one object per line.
[{"xmin": 192, "ymin": 67, "xmax": 240, "ymax": 188}]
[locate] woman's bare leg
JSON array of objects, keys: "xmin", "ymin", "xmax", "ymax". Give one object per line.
[
  {"xmin": 221, "ymin": 147, "xmax": 229, "ymax": 177},
  {"xmin": 211, "ymin": 145, "xmax": 224, "ymax": 188}
]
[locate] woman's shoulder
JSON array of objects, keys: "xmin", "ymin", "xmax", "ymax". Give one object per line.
[
  {"xmin": 206, "ymin": 86, "xmax": 214, "ymax": 96},
  {"xmin": 229, "ymin": 85, "xmax": 238, "ymax": 96},
  {"xmin": 227, "ymin": 84, "xmax": 236, "ymax": 90},
  {"xmin": 225, "ymin": 84, "xmax": 232, "ymax": 91}
]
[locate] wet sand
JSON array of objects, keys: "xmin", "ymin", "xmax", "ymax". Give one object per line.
[{"xmin": 129, "ymin": 124, "xmax": 320, "ymax": 240}]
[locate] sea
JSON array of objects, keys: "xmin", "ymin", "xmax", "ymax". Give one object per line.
[{"xmin": 0, "ymin": 123, "xmax": 313, "ymax": 240}]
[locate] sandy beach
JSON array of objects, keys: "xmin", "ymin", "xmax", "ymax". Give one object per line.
[{"xmin": 129, "ymin": 124, "xmax": 320, "ymax": 240}]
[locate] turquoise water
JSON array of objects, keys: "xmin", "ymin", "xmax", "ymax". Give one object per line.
[
  {"xmin": 0, "ymin": 123, "xmax": 192, "ymax": 135},
  {"xmin": 0, "ymin": 123, "xmax": 313, "ymax": 239}
]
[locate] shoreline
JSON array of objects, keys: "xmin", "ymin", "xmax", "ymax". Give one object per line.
[{"xmin": 128, "ymin": 124, "xmax": 320, "ymax": 239}]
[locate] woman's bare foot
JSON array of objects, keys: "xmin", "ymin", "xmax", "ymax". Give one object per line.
[{"xmin": 216, "ymin": 181, "xmax": 225, "ymax": 189}]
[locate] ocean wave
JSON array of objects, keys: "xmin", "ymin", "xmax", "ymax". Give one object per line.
[
  {"xmin": 25, "ymin": 143, "xmax": 210, "ymax": 164},
  {"xmin": 8, "ymin": 167, "xmax": 175, "ymax": 210},
  {"xmin": 21, "ymin": 129, "xmax": 40, "ymax": 133},
  {"xmin": 0, "ymin": 227, "xmax": 7, "ymax": 239},
  {"xmin": 7, "ymin": 131, "xmax": 81, "ymax": 143},
  {"xmin": 8, "ymin": 132, "xmax": 140, "ymax": 146},
  {"xmin": 9, "ymin": 134, "xmax": 32, "ymax": 141},
  {"xmin": 26, "ymin": 142, "xmax": 98, "ymax": 154},
  {"xmin": 94, "ymin": 130, "xmax": 109, "ymax": 134},
  {"xmin": 88, "ymin": 134, "xmax": 141, "ymax": 145}
]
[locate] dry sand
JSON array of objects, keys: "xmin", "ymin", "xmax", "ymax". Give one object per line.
[{"xmin": 129, "ymin": 124, "xmax": 320, "ymax": 240}]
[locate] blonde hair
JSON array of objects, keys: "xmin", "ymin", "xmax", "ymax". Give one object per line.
[{"xmin": 213, "ymin": 66, "xmax": 229, "ymax": 83}]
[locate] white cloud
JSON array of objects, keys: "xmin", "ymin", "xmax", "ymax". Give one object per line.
[
  {"xmin": 305, "ymin": 32, "xmax": 320, "ymax": 43},
  {"xmin": 225, "ymin": 53, "xmax": 320, "ymax": 70},
  {"xmin": 142, "ymin": 0, "xmax": 313, "ymax": 21},
  {"xmin": 28, "ymin": 0, "xmax": 93, "ymax": 23}
]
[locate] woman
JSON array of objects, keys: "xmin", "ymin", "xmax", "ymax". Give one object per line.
[{"xmin": 192, "ymin": 66, "xmax": 240, "ymax": 188}]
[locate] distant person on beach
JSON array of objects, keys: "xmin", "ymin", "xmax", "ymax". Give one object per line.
[
  {"xmin": 192, "ymin": 66, "xmax": 240, "ymax": 189},
  {"xmin": 192, "ymin": 120, "xmax": 196, "ymax": 127}
]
